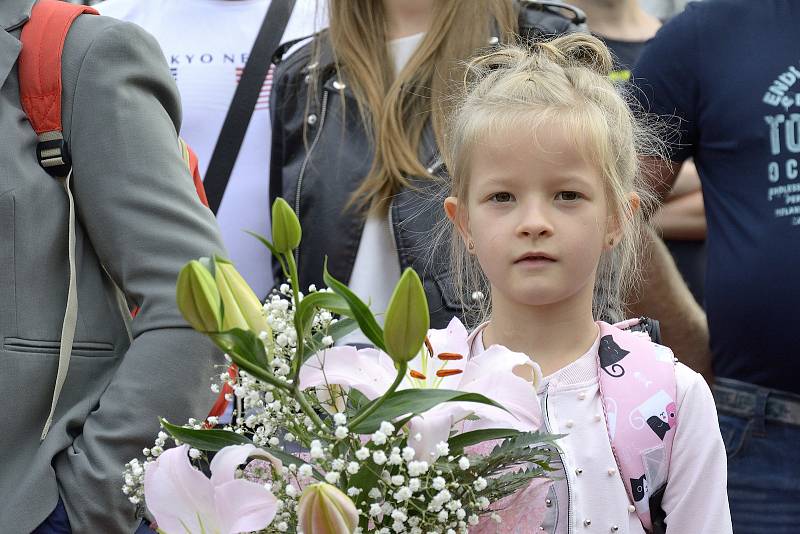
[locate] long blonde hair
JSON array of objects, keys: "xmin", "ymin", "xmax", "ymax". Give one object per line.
[
  {"xmin": 441, "ymin": 34, "xmax": 662, "ymax": 324},
  {"xmin": 321, "ymin": 0, "xmax": 517, "ymax": 212}
]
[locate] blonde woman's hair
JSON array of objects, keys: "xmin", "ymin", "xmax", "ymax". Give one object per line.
[
  {"xmin": 320, "ymin": 0, "xmax": 517, "ymax": 212},
  {"xmin": 440, "ymin": 33, "xmax": 663, "ymax": 325}
]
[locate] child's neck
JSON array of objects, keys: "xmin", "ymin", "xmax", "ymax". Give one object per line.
[{"xmin": 483, "ymin": 291, "xmax": 599, "ymax": 377}]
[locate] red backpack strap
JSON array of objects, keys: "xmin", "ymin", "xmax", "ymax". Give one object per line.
[
  {"xmin": 18, "ymin": 0, "xmax": 98, "ymax": 177},
  {"xmin": 598, "ymin": 320, "xmax": 678, "ymax": 533}
]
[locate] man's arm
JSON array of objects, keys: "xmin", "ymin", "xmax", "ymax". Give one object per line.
[
  {"xmin": 629, "ymin": 158, "xmax": 713, "ymax": 381},
  {"xmin": 56, "ymin": 17, "xmax": 227, "ymax": 531},
  {"xmin": 652, "ymin": 160, "xmax": 706, "ymax": 241}
]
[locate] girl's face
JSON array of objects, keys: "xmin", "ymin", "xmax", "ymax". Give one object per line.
[{"xmin": 446, "ymin": 124, "xmax": 622, "ymax": 313}]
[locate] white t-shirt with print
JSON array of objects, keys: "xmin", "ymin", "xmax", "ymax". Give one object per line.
[{"xmin": 96, "ymin": 0, "xmax": 326, "ymax": 299}]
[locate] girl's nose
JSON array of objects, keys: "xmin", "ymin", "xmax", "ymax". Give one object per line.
[{"xmin": 516, "ymin": 206, "xmax": 554, "ymax": 238}]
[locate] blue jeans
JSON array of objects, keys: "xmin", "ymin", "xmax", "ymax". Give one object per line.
[
  {"xmin": 33, "ymin": 498, "xmax": 157, "ymax": 534},
  {"xmin": 714, "ymin": 378, "xmax": 800, "ymax": 534}
]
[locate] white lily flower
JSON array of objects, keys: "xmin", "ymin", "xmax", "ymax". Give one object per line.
[{"xmin": 299, "ymin": 317, "xmax": 542, "ymax": 460}]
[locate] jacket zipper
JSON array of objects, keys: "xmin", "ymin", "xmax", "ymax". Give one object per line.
[
  {"xmin": 543, "ymin": 388, "xmax": 575, "ymax": 534},
  {"xmin": 294, "ymin": 89, "xmax": 330, "ymax": 265}
]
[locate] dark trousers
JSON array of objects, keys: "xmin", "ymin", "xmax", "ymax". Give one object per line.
[
  {"xmin": 714, "ymin": 377, "xmax": 800, "ymax": 534},
  {"xmin": 32, "ymin": 498, "xmax": 157, "ymax": 534}
]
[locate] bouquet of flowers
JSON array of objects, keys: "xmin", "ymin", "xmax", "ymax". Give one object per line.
[{"xmin": 123, "ymin": 199, "xmax": 559, "ymax": 534}]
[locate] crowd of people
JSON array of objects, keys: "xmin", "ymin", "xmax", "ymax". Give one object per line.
[{"xmin": 2, "ymin": 0, "xmax": 797, "ymax": 532}]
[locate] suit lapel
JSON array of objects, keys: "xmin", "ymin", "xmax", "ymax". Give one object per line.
[
  {"xmin": 0, "ymin": 30, "xmax": 21, "ymax": 90},
  {"xmin": 0, "ymin": 0, "xmax": 34, "ymax": 90}
]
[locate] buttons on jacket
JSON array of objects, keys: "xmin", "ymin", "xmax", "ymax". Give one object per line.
[
  {"xmin": 583, "ymin": 519, "xmax": 592, "ymax": 526},
  {"xmin": 307, "ymin": 114, "xmax": 318, "ymax": 125},
  {"xmin": 332, "ymin": 80, "xmax": 346, "ymax": 91},
  {"xmin": 611, "ymin": 526, "xmax": 620, "ymax": 532},
  {"xmin": 628, "ymin": 505, "xmax": 636, "ymax": 513},
  {"xmin": 489, "ymin": 36, "xmax": 499, "ymax": 45}
]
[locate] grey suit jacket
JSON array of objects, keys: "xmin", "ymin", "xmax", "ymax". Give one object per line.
[{"xmin": 0, "ymin": 1, "xmax": 227, "ymax": 531}]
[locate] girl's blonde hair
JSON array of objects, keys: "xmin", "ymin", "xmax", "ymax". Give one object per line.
[
  {"xmin": 441, "ymin": 33, "xmax": 662, "ymax": 324},
  {"xmin": 321, "ymin": 0, "xmax": 517, "ymax": 212}
]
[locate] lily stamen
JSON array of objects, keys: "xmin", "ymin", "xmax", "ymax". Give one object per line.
[
  {"xmin": 424, "ymin": 337, "xmax": 434, "ymax": 357},
  {"xmin": 410, "ymin": 370, "xmax": 427, "ymax": 380},
  {"xmin": 436, "ymin": 369, "xmax": 463, "ymax": 377},
  {"xmin": 437, "ymin": 352, "xmax": 464, "ymax": 361}
]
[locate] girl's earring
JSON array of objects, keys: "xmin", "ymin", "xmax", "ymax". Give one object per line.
[
  {"xmin": 468, "ymin": 240, "xmax": 475, "ymax": 251},
  {"xmin": 608, "ymin": 238, "xmax": 615, "ymax": 247}
]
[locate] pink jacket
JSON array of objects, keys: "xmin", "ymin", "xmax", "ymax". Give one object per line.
[{"xmin": 468, "ymin": 325, "xmax": 732, "ymax": 533}]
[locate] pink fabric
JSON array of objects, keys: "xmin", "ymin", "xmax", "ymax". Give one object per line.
[
  {"xmin": 466, "ymin": 440, "xmax": 551, "ymax": 533},
  {"xmin": 600, "ymin": 321, "xmax": 678, "ymax": 532}
]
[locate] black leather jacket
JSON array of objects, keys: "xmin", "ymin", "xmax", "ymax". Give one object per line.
[{"xmin": 269, "ymin": 2, "xmax": 585, "ymax": 328}]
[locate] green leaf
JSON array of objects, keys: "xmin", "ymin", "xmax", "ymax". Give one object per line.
[
  {"xmin": 160, "ymin": 419, "xmax": 252, "ymax": 451},
  {"xmin": 246, "ymin": 230, "xmax": 282, "ymax": 259},
  {"xmin": 448, "ymin": 428, "xmax": 521, "ymax": 452},
  {"xmin": 210, "ymin": 329, "xmax": 291, "ymax": 391},
  {"xmin": 349, "ymin": 388, "xmax": 510, "ymax": 434},
  {"xmin": 383, "ymin": 269, "xmax": 429, "ymax": 364},
  {"xmin": 295, "ymin": 291, "xmax": 350, "ymax": 337},
  {"xmin": 211, "ymin": 328, "xmax": 268, "ymax": 368},
  {"xmin": 323, "ymin": 259, "xmax": 386, "ymax": 351}
]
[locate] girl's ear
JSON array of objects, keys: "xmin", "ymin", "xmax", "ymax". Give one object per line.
[
  {"xmin": 605, "ymin": 192, "xmax": 641, "ymax": 249},
  {"xmin": 444, "ymin": 196, "xmax": 474, "ymax": 253}
]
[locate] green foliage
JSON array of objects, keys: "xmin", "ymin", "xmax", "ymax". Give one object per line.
[
  {"xmin": 323, "ymin": 259, "xmax": 387, "ymax": 351},
  {"xmin": 383, "ymin": 269, "xmax": 429, "ymax": 364},
  {"xmin": 160, "ymin": 419, "xmax": 252, "ymax": 451},
  {"xmin": 350, "ymin": 388, "xmax": 509, "ymax": 434}
]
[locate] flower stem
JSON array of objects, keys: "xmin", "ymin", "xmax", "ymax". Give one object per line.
[
  {"xmin": 349, "ymin": 361, "xmax": 408, "ymax": 430},
  {"xmin": 292, "ymin": 384, "xmax": 328, "ymax": 435}
]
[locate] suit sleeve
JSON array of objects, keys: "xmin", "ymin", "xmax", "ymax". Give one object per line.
[
  {"xmin": 662, "ymin": 364, "xmax": 733, "ymax": 533},
  {"xmin": 55, "ymin": 18, "xmax": 227, "ymax": 532}
]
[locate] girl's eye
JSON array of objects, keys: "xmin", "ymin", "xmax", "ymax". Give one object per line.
[
  {"xmin": 556, "ymin": 191, "xmax": 582, "ymax": 201},
  {"xmin": 490, "ymin": 192, "xmax": 514, "ymax": 203}
]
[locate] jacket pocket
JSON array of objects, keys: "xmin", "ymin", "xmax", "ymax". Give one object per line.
[
  {"xmin": 3, "ymin": 337, "xmax": 115, "ymax": 357},
  {"xmin": 433, "ymin": 269, "xmax": 464, "ymax": 313}
]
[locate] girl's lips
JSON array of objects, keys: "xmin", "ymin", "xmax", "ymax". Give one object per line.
[{"xmin": 514, "ymin": 253, "xmax": 556, "ymax": 264}]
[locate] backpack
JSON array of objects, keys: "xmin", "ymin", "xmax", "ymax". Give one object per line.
[
  {"xmin": 601, "ymin": 318, "xmax": 677, "ymax": 534},
  {"xmin": 17, "ymin": 0, "xmax": 222, "ymax": 439}
]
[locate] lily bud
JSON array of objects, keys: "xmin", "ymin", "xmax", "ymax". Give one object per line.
[
  {"xmin": 271, "ymin": 197, "xmax": 302, "ymax": 254},
  {"xmin": 297, "ymin": 483, "xmax": 358, "ymax": 534},
  {"xmin": 176, "ymin": 260, "xmax": 222, "ymax": 333},
  {"xmin": 213, "ymin": 256, "xmax": 271, "ymax": 338},
  {"xmin": 383, "ymin": 268, "xmax": 430, "ymax": 364}
]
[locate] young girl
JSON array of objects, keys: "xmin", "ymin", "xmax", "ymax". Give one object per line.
[{"xmin": 442, "ymin": 35, "xmax": 732, "ymax": 533}]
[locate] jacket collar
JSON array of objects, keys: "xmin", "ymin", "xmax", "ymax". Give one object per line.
[
  {"xmin": 1, "ymin": 0, "xmax": 33, "ymax": 31},
  {"xmin": 0, "ymin": 0, "xmax": 31, "ymax": 89}
]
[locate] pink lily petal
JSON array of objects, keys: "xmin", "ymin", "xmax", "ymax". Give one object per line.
[
  {"xmin": 461, "ymin": 345, "xmax": 542, "ymax": 389},
  {"xmin": 214, "ymin": 478, "xmax": 278, "ymax": 534},
  {"xmin": 299, "ymin": 346, "xmax": 396, "ymax": 399},
  {"xmin": 210, "ymin": 444, "xmax": 282, "ymax": 487},
  {"xmin": 408, "ymin": 408, "xmax": 467, "ymax": 460},
  {"xmin": 144, "ymin": 445, "xmax": 218, "ymax": 534},
  {"xmin": 427, "ymin": 317, "xmax": 470, "ymax": 358}
]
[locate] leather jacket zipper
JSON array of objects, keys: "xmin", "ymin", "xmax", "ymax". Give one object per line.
[{"xmin": 294, "ymin": 89, "xmax": 330, "ymax": 265}]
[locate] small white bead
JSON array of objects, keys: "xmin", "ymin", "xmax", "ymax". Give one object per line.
[
  {"xmin": 578, "ymin": 391, "xmax": 586, "ymax": 400},
  {"xmin": 594, "ymin": 414, "xmax": 603, "ymax": 422},
  {"xmin": 565, "ymin": 420, "xmax": 574, "ymax": 428},
  {"xmin": 583, "ymin": 519, "xmax": 592, "ymax": 527},
  {"xmin": 575, "ymin": 468, "xmax": 583, "ymax": 475},
  {"xmin": 628, "ymin": 505, "xmax": 636, "ymax": 513},
  {"xmin": 332, "ymin": 80, "xmax": 346, "ymax": 90},
  {"xmin": 607, "ymin": 468, "xmax": 617, "ymax": 476}
]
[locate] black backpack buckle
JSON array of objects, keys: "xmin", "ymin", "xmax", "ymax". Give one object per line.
[{"xmin": 37, "ymin": 132, "xmax": 72, "ymax": 178}]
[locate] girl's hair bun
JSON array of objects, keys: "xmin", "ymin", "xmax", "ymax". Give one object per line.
[{"xmin": 532, "ymin": 33, "xmax": 614, "ymax": 76}]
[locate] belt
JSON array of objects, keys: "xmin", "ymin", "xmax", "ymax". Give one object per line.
[{"xmin": 713, "ymin": 377, "xmax": 800, "ymax": 427}]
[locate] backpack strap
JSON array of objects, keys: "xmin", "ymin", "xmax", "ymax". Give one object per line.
[
  {"xmin": 19, "ymin": 0, "xmax": 98, "ymax": 177},
  {"xmin": 19, "ymin": 0, "xmax": 98, "ymax": 440},
  {"xmin": 598, "ymin": 320, "xmax": 678, "ymax": 533}
]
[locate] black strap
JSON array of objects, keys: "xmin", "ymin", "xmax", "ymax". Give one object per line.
[{"xmin": 204, "ymin": 0, "xmax": 297, "ymax": 214}]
